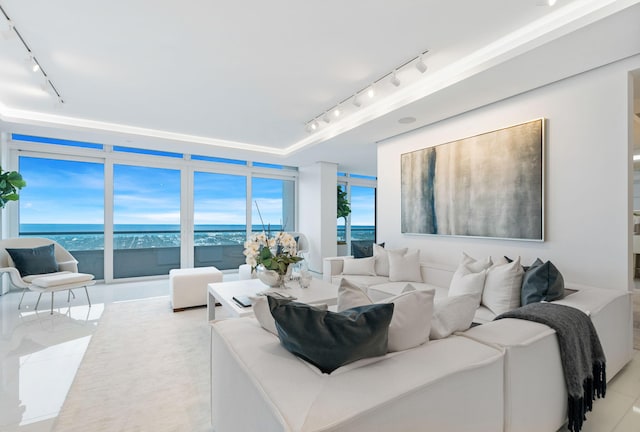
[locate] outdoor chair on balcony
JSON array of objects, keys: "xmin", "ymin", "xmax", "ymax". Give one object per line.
[{"xmin": 0, "ymin": 237, "xmax": 95, "ymax": 314}]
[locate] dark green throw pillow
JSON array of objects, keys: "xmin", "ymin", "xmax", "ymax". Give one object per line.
[
  {"xmin": 521, "ymin": 258, "xmax": 565, "ymax": 305},
  {"xmin": 6, "ymin": 243, "xmax": 59, "ymax": 277},
  {"xmin": 267, "ymin": 296, "xmax": 393, "ymax": 374}
]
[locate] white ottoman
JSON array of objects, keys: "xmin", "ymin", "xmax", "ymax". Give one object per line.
[{"xmin": 170, "ymin": 266, "xmax": 223, "ymax": 312}]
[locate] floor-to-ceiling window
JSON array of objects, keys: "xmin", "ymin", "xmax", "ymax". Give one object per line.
[
  {"xmin": 113, "ymin": 164, "xmax": 181, "ymax": 278},
  {"xmin": 336, "ymin": 174, "xmax": 377, "ymax": 256},
  {"xmin": 18, "ymin": 156, "xmax": 106, "ymax": 278},
  {"xmin": 10, "ymin": 135, "xmax": 298, "ymax": 281},
  {"xmin": 350, "ymin": 185, "xmax": 376, "ymax": 246},
  {"xmin": 251, "ymin": 177, "xmax": 295, "ymax": 233},
  {"xmin": 193, "ymin": 171, "xmax": 247, "ymax": 270}
]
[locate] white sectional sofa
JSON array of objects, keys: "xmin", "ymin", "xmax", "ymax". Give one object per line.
[{"xmin": 209, "ymin": 256, "xmax": 633, "ymax": 432}]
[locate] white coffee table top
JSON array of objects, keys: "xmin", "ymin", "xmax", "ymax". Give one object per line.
[{"xmin": 208, "ymin": 277, "xmax": 337, "ymax": 319}]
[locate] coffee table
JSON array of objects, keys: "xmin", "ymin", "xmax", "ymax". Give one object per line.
[{"xmin": 207, "ymin": 278, "xmax": 338, "ymax": 321}]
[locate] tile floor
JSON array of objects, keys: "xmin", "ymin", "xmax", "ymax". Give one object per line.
[{"xmin": 0, "ymin": 279, "xmax": 639, "ymax": 432}]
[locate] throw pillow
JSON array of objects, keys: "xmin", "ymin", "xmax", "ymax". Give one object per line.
[
  {"xmin": 388, "ymin": 249, "xmax": 422, "ymax": 282},
  {"xmin": 337, "ymin": 279, "xmax": 434, "ymax": 352},
  {"xmin": 448, "ymin": 265, "xmax": 487, "ymax": 306},
  {"xmin": 461, "ymin": 252, "xmax": 492, "ymax": 273},
  {"xmin": 341, "ymin": 256, "xmax": 376, "ymax": 276},
  {"xmin": 481, "ymin": 257, "xmax": 525, "ymax": 315},
  {"xmin": 6, "ymin": 243, "xmax": 59, "ymax": 277},
  {"xmin": 373, "ymin": 244, "xmax": 408, "ymax": 277},
  {"xmin": 251, "ymin": 295, "xmax": 328, "ymax": 335},
  {"xmin": 352, "ymin": 242, "xmax": 384, "ymax": 258},
  {"xmin": 268, "ymin": 296, "xmax": 393, "ymax": 374},
  {"xmin": 521, "ymin": 259, "xmax": 565, "ymax": 305},
  {"xmin": 430, "ymin": 294, "xmax": 478, "ymax": 339}
]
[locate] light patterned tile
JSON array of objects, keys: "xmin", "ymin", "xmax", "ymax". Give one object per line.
[{"xmin": 611, "ymin": 395, "xmax": 640, "ymax": 432}]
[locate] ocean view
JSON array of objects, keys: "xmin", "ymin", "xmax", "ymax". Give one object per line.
[{"xmin": 19, "ymin": 224, "xmax": 375, "ymax": 251}]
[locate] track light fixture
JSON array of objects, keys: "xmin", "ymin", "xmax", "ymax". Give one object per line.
[
  {"xmin": 390, "ymin": 71, "xmax": 400, "ymax": 87},
  {"xmin": 305, "ymin": 49, "xmax": 429, "ymax": 133},
  {"xmin": 0, "ymin": 5, "xmax": 64, "ymax": 104},
  {"xmin": 416, "ymin": 55, "xmax": 427, "ymax": 73}
]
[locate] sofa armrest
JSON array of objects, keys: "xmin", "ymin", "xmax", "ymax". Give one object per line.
[{"xmin": 322, "ymin": 256, "xmax": 352, "ymax": 283}]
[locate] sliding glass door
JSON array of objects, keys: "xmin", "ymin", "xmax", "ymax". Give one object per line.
[
  {"xmin": 18, "ymin": 156, "xmax": 105, "ymax": 278},
  {"xmin": 193, "ymin": 171, "xmax": 246, "ymax": 269},
  {"xmin": 113, "ymin": 164, "xmax": 181, "ymax": 278}
]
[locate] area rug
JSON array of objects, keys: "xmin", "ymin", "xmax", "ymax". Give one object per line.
[{"xmin": 52, "ymin": 297, "xmax": 213, "ymax": 432}]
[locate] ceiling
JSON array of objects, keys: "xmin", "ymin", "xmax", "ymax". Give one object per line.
[{"xmin": 0, "ymin": 0, "xmax": 639, "ymax": 175}]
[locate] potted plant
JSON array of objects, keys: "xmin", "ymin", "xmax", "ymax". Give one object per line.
[{"xmin": 0, "ymin": 167, "xmax": 26, "ymax": 208}]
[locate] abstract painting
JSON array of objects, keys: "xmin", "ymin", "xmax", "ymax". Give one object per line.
[{"xmin": 401, "ymin": 119, "xmax": 544, "ymax": 240}]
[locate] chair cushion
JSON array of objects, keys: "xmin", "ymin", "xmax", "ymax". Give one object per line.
[
  {"xmin": 6, "ymin": 243, "xmax": 59, "ymax": 277},
  {"xmin": 268, "ymin": 296, "xmax": 393, "ymax": 374},
  {"xmin": 30, "ymin": 272, "xmax": 94, "ymax": 288}
]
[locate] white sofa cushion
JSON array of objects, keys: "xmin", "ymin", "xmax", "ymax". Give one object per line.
[
  {"xmin": 448, "ymin": 265, "xmax": 487, "ymax": 306},
  {"xmin": 388, "ymin": 249, "xmax": 422, "ymax": 282},
  {"xmin": 462, "ymin": 252, "xmax": 493, "ymax": 272},
  {"xmin": 482, "ymin": 257, "xmax": 525, "ymax": 315},
  {"xmin": 337, "ymin": 279, "xmax": 435, "ymax": 352},
  {"xmin": 430, "ymin": 294, "xmax": 478, "ymax": 339},
  {"xmin": 341, "ymin": 256, "xmax": 376, "ymax": 276},
  {"xmin": 373, "ymin": 244, "xmax": 408, "ymax": 276}
]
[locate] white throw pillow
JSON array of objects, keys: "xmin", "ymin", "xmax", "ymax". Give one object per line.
[
  {"xmin": 373, "ymin": 244, "xmax": 408, "ymax": 277},
  {"xmin": 251, "ymin": 295, "xmax": 328, "ymax": 335},
  {"xmin": 448, "ymin": 265, "xmax": 487, "ymax": 306},
  {"xmin": 388, "ymin": 249, "xmax": 422, "ymax": 282},
  {"xmin": 383, "ymin": 289, "xmax": 434, "ymax": 352},
  {"xmin": 337, "ymin": 279, "xmax": 372, "ymax": 311},
  {"xmin": 461, "ymin": 252, "xmax": 493, "ymax": 272},
  {"xmin": 337, "ymin": 279, "xmax": 417, "ymax": 311},
  {"xmin": 481, "ymin": 257, "xmax": 525, "ymax": 315},
  {"xmin": 337, "ymin": 279, "xmax": 434, "ymax": 351},
  {"xmin": 341, "ymin": 256, "xmax": 376, "ymax": 276},
  {"xmin": 430, "ymin": 294, "xmax": 478, "ymax": 339}
]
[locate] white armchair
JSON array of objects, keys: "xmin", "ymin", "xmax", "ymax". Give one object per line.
[{"xmin": 0, "ymin": 237, "xmax": 95, "ymax": 314}]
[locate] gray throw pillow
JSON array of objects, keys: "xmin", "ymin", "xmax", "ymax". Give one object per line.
[
  {"xmin": 268, "ymin": 296, "xmax": 393, "ymax": 374},
  {"xmin": 6, "ymin": 243, "xmax": 59, "ymax": 277},
  {"xmin": 521, "ymin": 258, "xmax": 565, "ymax": 305}
]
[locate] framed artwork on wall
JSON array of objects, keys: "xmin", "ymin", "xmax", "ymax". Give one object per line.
[{"xmin": 400, "ymin": 118, "xmax": 544, "ymax": 241}]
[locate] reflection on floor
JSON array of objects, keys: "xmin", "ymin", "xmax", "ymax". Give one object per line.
[{"xmin": 0, "ymin": 277, "xmax": 639, "ymax": 432}]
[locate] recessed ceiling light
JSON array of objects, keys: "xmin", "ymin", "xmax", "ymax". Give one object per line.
[
  {"xmin": 548, "ymin": 0, "xmax": 557, "ymax": 6},
  {"xmin": 333, "ymin": 108, "xmax": 341, "ymax": 117},
  {"xmin": 398, "ymin": 117, "xmax": 416, "ymax": 124},
  {"xmin": 367, "ymin": 88, "xmax": 375, "ymax": 98}
]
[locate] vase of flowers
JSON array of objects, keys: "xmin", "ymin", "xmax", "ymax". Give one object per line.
[{"xmin": 244, "ymin": 231, "xmax": 303, "ymax": 288}]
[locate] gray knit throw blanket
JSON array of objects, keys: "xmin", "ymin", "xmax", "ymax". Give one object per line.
[{"xmin": 495, "ymin": 302, "xmax": 606, "ymax": 432}]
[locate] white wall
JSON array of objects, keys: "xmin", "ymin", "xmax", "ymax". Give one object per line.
[{"xmin": 378, "ymin": 55, "xmax": 640, "ymax": 291}]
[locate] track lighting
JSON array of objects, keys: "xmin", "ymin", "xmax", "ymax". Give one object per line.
[
  {"xmin": 416, "ymin": 56, "xmax": 427, "ymax": 73},
  {"xmin": 305, "ymin": 49, "xmax": 428, "ymax": 133},
  {"xmin": 1, "ymin": 19, "xmax": 13, "ymax": 39},
  {"xmin": 390, "ymin": 71, "xmax": 400, "ymax": 87},
  {"xmin": 1, "ymin": 5, "xmax": 64, "ymax": 104}
]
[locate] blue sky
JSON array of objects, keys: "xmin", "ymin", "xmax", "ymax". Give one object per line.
[{"xmin": 19, "ymin": 156, "xmax": 375, "ymax": 226}]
